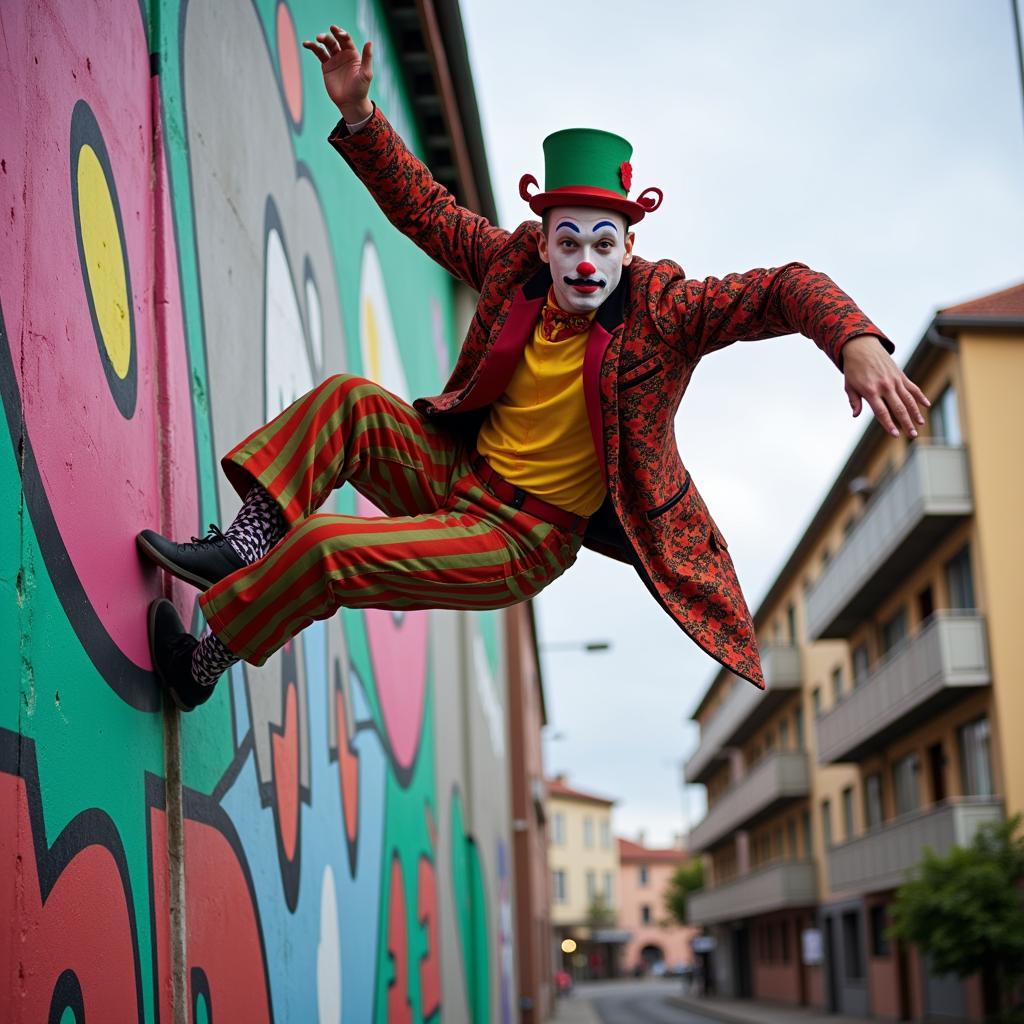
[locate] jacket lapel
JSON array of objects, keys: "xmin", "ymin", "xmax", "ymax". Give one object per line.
[
  {"xmin": 457, "ymin": 265, "xmax": 550, "ymax": 411},
  {"xmin": 582, "ymin": 266, "xmax": 628, "ymax": 482}
]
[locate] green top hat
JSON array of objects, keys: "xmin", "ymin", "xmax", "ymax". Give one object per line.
[{"xmin": 520, "ymin": 127, "xmax": 663, "ymax": 225}]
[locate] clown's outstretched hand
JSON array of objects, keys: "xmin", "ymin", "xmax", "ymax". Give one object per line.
[{"xmin": 303, "ymin": 24, "xmax": 374, "ymax": 124}]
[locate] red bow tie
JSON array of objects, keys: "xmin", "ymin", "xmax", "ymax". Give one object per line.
[{"xmin": 540, "ymin": 293, "xmax": 595, "ymax": 342}]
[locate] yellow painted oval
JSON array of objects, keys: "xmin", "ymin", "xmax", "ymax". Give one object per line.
[{"xmin": 76, "ymin": 144, "xmax": 131, "ymax": 380}]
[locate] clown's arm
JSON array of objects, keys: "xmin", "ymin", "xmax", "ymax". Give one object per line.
[
  {"xmin": 653, "ymin": 261, "xmax": 929, "ymax": 439},
  {"xmin": 304, "ymin": 25, "xmax": 508, "ymax": 293}
]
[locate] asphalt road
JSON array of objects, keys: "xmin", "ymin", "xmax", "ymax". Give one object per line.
[{"xmin": 578, "ymin": 979, "xmax": 721, "ymax": 1024}]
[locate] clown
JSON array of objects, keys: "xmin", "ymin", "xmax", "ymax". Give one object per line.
[{"xmin": 140, "ymin": 24, "xmax": 928, "ymax": 710}]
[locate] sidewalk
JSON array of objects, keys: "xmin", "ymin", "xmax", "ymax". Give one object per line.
[
  {"xmin": 549, "ymin": 994, "xmax": 602, "ymax": 1024},
  {"xmin": 669, "ymin": 994, "xmax": 873, "ymax": 1024}
]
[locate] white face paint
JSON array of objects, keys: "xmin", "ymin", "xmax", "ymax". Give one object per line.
[{"xmin": 539, "ymin": 206, "xmax": 633, "ymax": 313}]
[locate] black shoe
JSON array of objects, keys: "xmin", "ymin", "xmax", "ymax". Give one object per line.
[
  {"xmin": 147, "ymin": 599, "xmax": 217, "ymax": 712},
  {"xmin": 137, "ymin": 523, "xmax": 245, "ymax": 590}
]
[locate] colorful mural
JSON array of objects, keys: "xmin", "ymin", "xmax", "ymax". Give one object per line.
[{"xmin": 0, "ymin": 0, "xmax": 515, "ymax": 1020}]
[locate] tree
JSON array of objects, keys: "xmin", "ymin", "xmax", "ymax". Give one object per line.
[
  {"xmin": 664, "ymin": 858, "xmax": 705, "ymax": 926},
  {"xmin": 586, "ymin": 892, "xmax": 615, "ymax": 929},
  {"xmin": 889, "ymin": 814, "xmax": 1024, "ymax": 1022}
]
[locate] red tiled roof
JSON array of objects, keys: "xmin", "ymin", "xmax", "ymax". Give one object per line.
[
  {"xmin": 939, "ymin": 281, "xmax": 1024, "ymax": 318},
  {"xmin": 617, "ymin": 837, "xmax": 689, "ymax": 863},
  {"xmin": 546, "ymin": 778, "xmax": 616, "ymax": 806}
]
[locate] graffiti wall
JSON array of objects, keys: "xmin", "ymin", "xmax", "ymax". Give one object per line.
[{"xmin": 0, "ymin": 0, "xmax": 517, "ymax": 1020}]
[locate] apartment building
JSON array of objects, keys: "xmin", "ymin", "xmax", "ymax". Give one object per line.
[
  {"xmin": 684, "ymin": 281, "xmax": 1024, "ymax": 1021},
  {"xmin": 546, "ymin": 777, "xmax": 624, "ymax": 978}
]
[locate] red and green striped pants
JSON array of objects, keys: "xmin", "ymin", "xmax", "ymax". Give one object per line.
[{"xmin": 197, "ymin": 374, "xmax": 584, "ymax": 664}]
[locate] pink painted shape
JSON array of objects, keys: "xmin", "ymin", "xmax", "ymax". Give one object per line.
[
  {"xmin": 0, "ymin": 6, "xmax": 198, "ymax": 667},
  {"xmin": 356, "ymin": 494, "xmax": 429, "ymax": 772}
]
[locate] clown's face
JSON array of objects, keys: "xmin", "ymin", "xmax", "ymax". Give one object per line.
[{"xmin": 538, "ymin": 206, "xmax": 634, "ymax": 313}]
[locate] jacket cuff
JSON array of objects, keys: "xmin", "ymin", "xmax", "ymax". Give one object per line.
[{"xmin": 328, "ymin": 101, "xmax": 379, "ymax": 149}]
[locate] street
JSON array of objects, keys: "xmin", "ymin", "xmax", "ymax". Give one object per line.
[{"xmin": 574, "ymin": 979, "xmax": 722, "ymax": 1024}]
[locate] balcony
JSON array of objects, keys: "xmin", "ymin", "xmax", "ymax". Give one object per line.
[
  {"xmin": 828, "ymin": 798, "xmax": 1003, "ymax": 895},
  {"xmin": 806, "ymin": 444, "xmax": 973, "ymax": 641},
  {"xmin": 689, "ymin": 751, "xmax": 811, "ymax": 853},
  {"xmin": 688, "ymin": 861, "xmax": 817, "ymax": 926},
  {"xmin": 685, "ymin": 646, "xmax": 802, "ymax": 785},
  {"xmin": 816, "ymin": 612, "xmax": 990, "ymax": 764}
]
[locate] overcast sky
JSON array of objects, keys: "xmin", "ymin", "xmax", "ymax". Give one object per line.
[{"xmin": 460, "ymin": 0, "xmax": 1024, "ymax": 846}]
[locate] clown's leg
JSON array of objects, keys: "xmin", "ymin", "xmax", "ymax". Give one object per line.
[
  {"xmin": 139, "ymin": 374, "xmax": 462, "ymax": 589},
  {"xmin": 191, "ymin": 465, "xmax": 583, "ymax": 677}
]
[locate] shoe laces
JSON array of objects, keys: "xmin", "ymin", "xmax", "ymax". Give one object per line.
[{"xmin": 183, "ymin": 523, "xmax": 229, "ymax": 552}]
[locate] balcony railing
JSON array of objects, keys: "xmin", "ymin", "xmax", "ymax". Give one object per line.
[
  {"xmin": 684, "ymin": 645, "xmax": 802, "ymax": 785},
  {"xmin": 806, "ymin": 444, "xmax": 972, "ymax": 641},
  {"xmin": 688, "ymin": 861, "xmax": 818, "ymax": 926},
  {"xmin": 689, "ymin": 751, "xmax": 811, "ymax": 853},
  {"xmin": 816, "ymin": 612, "xmax": 990, "ymax": 763},
  {"xmin": 827, "ymin": 798, "xmax": 1003, "ymax": 895}
]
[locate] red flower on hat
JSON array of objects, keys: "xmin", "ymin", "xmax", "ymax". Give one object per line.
[{"xmin": 619, "ymin": 161, "xmax": 633, "ymax": 191}]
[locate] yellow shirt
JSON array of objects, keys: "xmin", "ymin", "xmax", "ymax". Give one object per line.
[{"xmin": 476, "ymin": 307, "xmax": 607, "ymax": 517}]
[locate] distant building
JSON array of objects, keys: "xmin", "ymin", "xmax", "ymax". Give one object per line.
[
  {"xmin": 683, "ymin": 281, "xmax": 1024, "ymax": 1021},
  {"xmin": 546, "ymin": 776, "xmax": 625, "ymax": 979},
  {"xmin": 617, "ymin": 837, "xmax": 699, "ymax": 975}
]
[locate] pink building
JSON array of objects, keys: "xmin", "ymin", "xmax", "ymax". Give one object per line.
[{"xmin": 617, "ymin": 838, "xmax": 700, "ymax": 975}]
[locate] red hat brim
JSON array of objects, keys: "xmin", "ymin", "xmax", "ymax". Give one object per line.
[{"xmin": 526, "ymin": 185, "xmax": 650, "ymax": 225}]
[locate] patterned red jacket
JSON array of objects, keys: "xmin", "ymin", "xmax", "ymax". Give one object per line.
[{"xmin": 330, "ymin": 108, "xmax": 893, "ymax": 690}]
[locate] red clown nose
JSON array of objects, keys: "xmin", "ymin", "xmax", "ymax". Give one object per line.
[{"xmin": 577, "ymin": 261, "xmax": 596, "ymax": 276}]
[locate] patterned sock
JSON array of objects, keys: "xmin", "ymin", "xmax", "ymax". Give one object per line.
[
  {"xmin": 224, "ymin": 483, "xmax": 288, "ymax": 564},
  {"xmin": 191, "ymin": 628, "xmax": 240, "ymax": 687}
]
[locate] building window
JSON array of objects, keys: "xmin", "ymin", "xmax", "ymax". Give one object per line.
[
  {"xmin": 865, "ymin": 773, "xmax": 884, "ymax": 830},
  {"xmin": 958, "ymin": 716, "xmax": 994, "ymax": 797},
  {"xmin": 881, "ymin": 607, "xmax": 908, "ymax": 657},
  {"xmin": 638, "ymin": 865, "xmax": 649, "ymax": 887},
  {"xmin": 787, "ymin": 819, "xmax": 798, "ymax": 859},
  {"xmin": 918, "ymin": 585, "xmax": 935, "ymax": 623},
  {"xmin": 553, "ymin": 869, "xmax": 566, "ymax": 904},
  {"xmin": 552, "ymin": 812, "xmax": 565, "ymax": 846},
  {"xmin": 870, "ymin": 904, "xmax": 891, "ymax": 957},
  {"xmin": 600, "ymin": 819, "xmax": 611, "ymax": 849},
  {"xmin": 802, "ymin": 810, "xmax": 812, "ymax": 857},
  {"xmin": 821, "ymin": 799, "xmax": 833, "ymax": 848},
  {"xmin": 929, "ymin": 384, "xmax": 962, "ymax": 445},
  {"xmin": 781, "ymin": 920, "xmax": 791, "ymax": 963},
  {"xmin": 893, "ymin": 752, "xmax": 921, "ymax": 816},
  {"xmin": 831, "ymin": 665, "xmax": 844, "ymax": 704},
  {"xmin": 583, "ymin": 816, "xmax": 594, "ymax": 848},
  {"xmin": 604, "ymin": 871, "xmax": 613, "ymax": 903},
  {"xmin": 852, "ymin": 644, "xmax": 870, "ymax": 688},
  {"xmin": 641, "ymin": 904, "xmax": 652, "ymax": 925},
  {"xmin": 794, "ymin": 707, "xmax": 805, "ymax": 750},
  {"xmin": 842, "ymin": 786, "xmax": 855, "ymax": 841},
  {"xmin": 812, "ymin": 688, "xmax": 822, "ymax": 717},
  {"xmin": 842, "ymin": 911, "xmax": 865, "ymax": 980},
  {"xmin": 779, "ymin": 720, "xmax": 790, "ymax": 750},
  {"xmin": 586, "ymin": 870, "xmax": 596, "ymax": 901},
  {"xmin": 945, "ymin": 544, "xmax": 976, "ymax": 610},
  {"xmin": 787, "ymin": 602, "xmax": 797, "ymax": 645}
]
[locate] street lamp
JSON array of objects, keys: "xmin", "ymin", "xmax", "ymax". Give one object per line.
[{"xmin": 539, "ymin": 640, "xmax": 612, "ymax": 653}]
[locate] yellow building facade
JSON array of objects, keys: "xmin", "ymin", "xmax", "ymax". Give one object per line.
[
  {"xmin": 684, "ymin": 281, "xmax": 1024, "ymax": 1022},
  {"xmin": 546, "ymin": 776, "xmax": 622, "ymax": 978}
]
